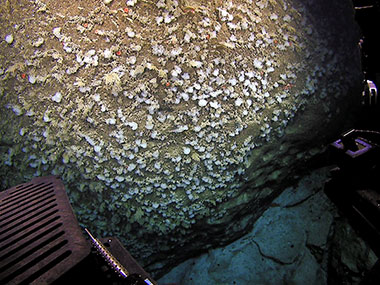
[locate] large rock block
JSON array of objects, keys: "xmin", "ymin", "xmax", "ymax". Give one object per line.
[
  {"xmin": 159, "ymin": 167, "xmax": 338, "ymax": 284},
  {"xmin": 328, "ymin": 218, "xmax": 378, "ymax": 284},
  {"xmin": 0, "ymin": 0, "xmax": 361, "ymax": 277}
]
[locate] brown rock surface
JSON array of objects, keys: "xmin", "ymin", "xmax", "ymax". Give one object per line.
[{"xmin": 0, "ymin": 0, "xmax": 362, "ymax": 277}]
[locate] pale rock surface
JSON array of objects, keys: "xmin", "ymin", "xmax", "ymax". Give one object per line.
[
  {"xmin": 159, "ymin": 168, "xmax": 335, "ymax": 284},
  {"xmin": 159, "ymin": 168, "xmax": 378, "ymax": 284}
]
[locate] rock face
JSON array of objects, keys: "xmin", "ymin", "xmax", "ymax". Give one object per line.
[
  {"xmin": 328, "ymin": 218, "xmax": 378, "ymax": 284},
  {"xmin": 159, "ymin": 168, "xmax": 337, "ymax": 284},
  {"xmin": 0, "ymin": 0, "xmax": 361, "ymax": 277},
  {"xmin": 159, "ymin": 168, "xmax": 377, "ymax": 284}
]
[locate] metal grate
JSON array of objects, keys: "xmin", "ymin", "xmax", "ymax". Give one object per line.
[{"xmin": 0, "ymin": 176, "xmax": 90, "ymax": 284}]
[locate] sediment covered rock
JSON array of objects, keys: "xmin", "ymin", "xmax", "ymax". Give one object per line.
[{"xmin": 0, "ymin": 0, "xmax": 361, "ymax": 277}]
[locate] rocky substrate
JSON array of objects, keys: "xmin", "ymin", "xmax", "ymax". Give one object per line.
[
  {"xmin": 0, "ymin": 0, "xmax": 362, "ymax": 277},
  {"xmin": 159, "ymin": 168, "xmax": 378, "ymax": 284}
]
